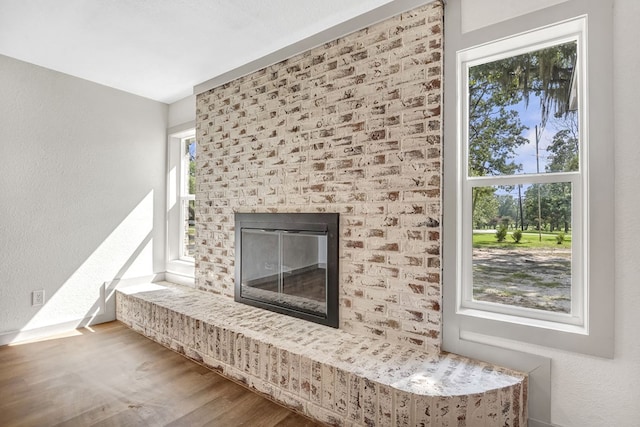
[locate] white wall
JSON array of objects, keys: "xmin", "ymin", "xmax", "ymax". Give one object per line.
[
  {"xmin": 461, "ymin": 0, "xmax": 569, "ymax": 33},
  {"xmin": 458, "ymin": 0, "xmax": 640, "ymax": 425},
  {"xmin": 0, "ymin": 54, "xmax": 168, "ymax": 343},
  {"xmin": 168, "ymin": 94, "xmax": 196, "ymax": 129}
]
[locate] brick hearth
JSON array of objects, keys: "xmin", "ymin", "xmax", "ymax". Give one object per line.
[{"xmin": 117, "ymin": 283, "xmax": 527, "ymax": 426}]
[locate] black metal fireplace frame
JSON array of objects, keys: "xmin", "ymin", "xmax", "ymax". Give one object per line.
[{"xmin": 234, "ymin": 212, "xmax": 339, "ymax": 328}]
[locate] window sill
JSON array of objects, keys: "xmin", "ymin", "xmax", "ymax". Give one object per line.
[
  {"xmin": 166, "ymin": 259, "xmax": 195, "ymax": 287},
  {"xmin": 457, "ymin": 306, "xmax": 587, "ymax": 335}
]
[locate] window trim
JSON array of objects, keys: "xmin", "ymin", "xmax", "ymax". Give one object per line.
[
  {"xmin": 443, "ymin": 0, "xmax": 614, "ymax": 360},
  {"xmin": 166, "ymin": 123, "xmax": 196, "ymax": 286},
  {"xmin": 456, "ymin": 17, "xmax": 587, "ymax": 332},
  {"xmin": 444, "ymin": 2, "xmax": 614, "ymax": 424}
]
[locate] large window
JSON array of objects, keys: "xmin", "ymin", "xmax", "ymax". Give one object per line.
[
  {"xmin": 443, "ymin": 3, "xmax": 614, "ymax": 360},
  {"xmin": 459, "ymin": 19, "xmax": 585, "ymax": 329},
  {"xmin": 166, "ymin": 125, "xmax": 196, "ymax": 285},
  {"xmin": 443, "ymin": 3, "xmax": 614, "ymax": 423}
]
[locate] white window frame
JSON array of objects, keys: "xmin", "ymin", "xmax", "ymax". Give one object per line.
[
  {"xmin": 166, "ymin": 123, "xmax": 196, "ymax": 286},
  {"xmin": 457, "ymin": 18, "xmax": 587, "ymax": 332},
  {"xmin": 178, "ymin": 135, "xmax": 196, "ymax": 261},
  {"xmin": 443, "ymin": 0, "xmax": 614, "ymax": 360}
]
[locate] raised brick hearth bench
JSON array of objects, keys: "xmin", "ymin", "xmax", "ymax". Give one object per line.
[{"xmin": 116, "ymin": 282, "xmax": 527, "ymax": 426}]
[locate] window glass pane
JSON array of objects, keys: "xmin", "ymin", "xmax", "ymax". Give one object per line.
[
  {"xmin": 472, "ymin": 183, "xmax": 572, "ymax": 313},
  {"xmin": 240, "ymin": 230, "xmax": 327, "ymax": 316},
  {"xmin": 184, "ymin": 137, "xmax": 196, "ymax": 195},
  {"xmin": 183, "ymin": 199, "xmax": 196, "ymax": 258},
  {"xmin": 468, "ymin": 41, "xmax": 578, "ymax": 177},
  {"xmin": 180, "ymin": 136, "xmax": 196, "ymax": 259}
]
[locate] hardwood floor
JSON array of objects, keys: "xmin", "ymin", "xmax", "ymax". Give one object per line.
[{"xmin": 0, "ymin": 321, "xmax": 323, "ymax": 427}]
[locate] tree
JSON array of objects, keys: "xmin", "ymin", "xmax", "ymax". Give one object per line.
[
  {"xmin": 487, "ymin": 42, "xmax": 577, "ymax": 130},
  {"xmin": 523, "ymin": 184, "xmax": 547, "ymax": 231},
  {"xmin": 468, "ymin": 64, "xmax": 529, "ymax": 216},
  {"xmin": 525, "ymin": 113, "xmax": 578, "ymax": 233},
  {"xmin": 473, "ymin": 191, "xmax": 499, "ymax": 229},
  {"xmin": 468, "ymin": 65, "xmax": 529, "ymax": 179},
  {"xmin": 497, "ymin": 194, "xmax": 517, "ymax": 225},
  {"xmin": 523, "ymin": 183, "xmax": 571, "ymax": 233},
  {"xmin": 187, "ymin": 139, "xmax": 197, "ymax": 195},
  {"xmin": 547, "ymin": 112, "xmax": 579, "ymax": 173},
  {"xmin": 546, "ymin": 183, "xmax": 572, "ymax": 233},
  {"xmin": 189, "ymin": 159, "xmax": 196, "ymax": 194}
]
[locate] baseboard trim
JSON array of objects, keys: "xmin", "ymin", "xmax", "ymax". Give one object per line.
[
  {"xmin": 529, "ymin": 418, "xmax": 558, "ymax": 427},
  {"xmin": 0, "ymin": 313, "xmax": 115, "ymax": 347},
  {"xmin": 0, "ymin": 274, "xmax": 165, "ymax": 347},
  {"xmin": 165, "ymin": 271, "xmax": 194, "ymax": 287}
]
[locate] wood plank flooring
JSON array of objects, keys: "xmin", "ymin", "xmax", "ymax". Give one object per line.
[{"xmin": 0, "ymin": 321, "xmax": 323, "ymax": 427}]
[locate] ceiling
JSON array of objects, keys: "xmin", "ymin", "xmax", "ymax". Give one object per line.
[{"xmin": 0, "ymin": 0, "xmax": 393, "ymax": 104}]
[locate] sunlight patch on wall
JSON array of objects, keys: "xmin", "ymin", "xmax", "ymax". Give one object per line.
[{"xmin": 22, "ymin": 190, "xmax": 155, "ymax": 331}]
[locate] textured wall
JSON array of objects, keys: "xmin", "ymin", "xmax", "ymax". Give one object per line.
[
  {"xmin": 195, "ymin": 2, "xmax": 443, "ymax": 352},
  {"xmin": 0, "ymin": 54, "xmax": 167, "ymax": 339}
]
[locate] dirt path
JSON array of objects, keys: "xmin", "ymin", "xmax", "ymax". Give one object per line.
[{"xmin": 472, "ymin": 247, "xmax": 572, "ymax": 313}]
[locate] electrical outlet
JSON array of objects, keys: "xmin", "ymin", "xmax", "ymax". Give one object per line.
[{"xmin": 32, "ymin": 290, "xmax": 45, "ymax": 306}]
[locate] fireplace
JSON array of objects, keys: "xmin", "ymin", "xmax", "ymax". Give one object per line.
[{"xmin": 234, "ymin": 212, "xmax": 339, "ymax": 328}]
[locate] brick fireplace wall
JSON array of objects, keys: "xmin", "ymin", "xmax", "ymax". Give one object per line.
[{"xmin": 195, "ymin": 1, "xmax": 443, "ymax": 353}]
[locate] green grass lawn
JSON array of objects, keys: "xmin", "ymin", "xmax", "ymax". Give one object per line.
[{"xmin": 473, "ymin": 230, "xmax": 571, "ymax": 249}]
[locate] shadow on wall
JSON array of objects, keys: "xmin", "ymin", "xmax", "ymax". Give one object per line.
[{"xmin": 1, "ymin": 190, "xmax": 161, "ymax": 345}]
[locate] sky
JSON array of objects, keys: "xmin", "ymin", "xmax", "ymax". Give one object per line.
[{"xmin": 509, "ymin": 94, "xmax": 559, "ymax": 175}]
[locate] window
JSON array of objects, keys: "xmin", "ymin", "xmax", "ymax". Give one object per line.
[
  {"xmin": 443, "ymin": 2, "xmax": 614, "ymax": 359},
  {"xmin": 459, "ymin": 19, "xmax": 585, "ymax": 329},
  {"xmin": 180, "ymin": 136, "xmax": 196, "ymax": 260},
  {"xmin": 166, "ymin": 125, "xmax": 196, "ymax": 285}
]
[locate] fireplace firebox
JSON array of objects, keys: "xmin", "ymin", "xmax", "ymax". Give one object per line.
[{"xmin": 234, "ymin": 213, "xmax": 339, "ymax": 328}]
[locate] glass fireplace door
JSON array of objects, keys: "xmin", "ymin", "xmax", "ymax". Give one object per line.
[
  {"xmin": 240, "ymin": 229, "xmax": 328, "ymax": 316},
  {"xmin": 282, "ymin": 232, "xmax": 327, "ymax": 308}
]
